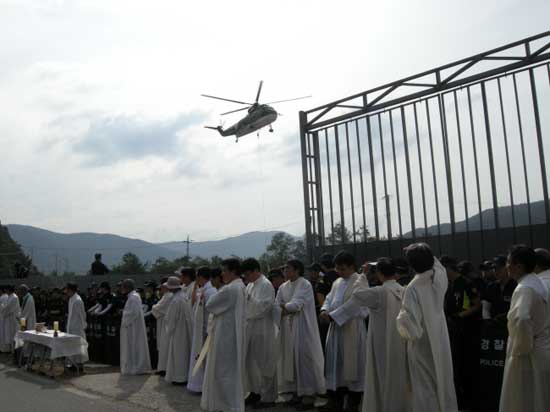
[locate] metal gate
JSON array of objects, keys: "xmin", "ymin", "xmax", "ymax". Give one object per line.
[{"xmin": 300, "ymin": 31, "xmax": 550, "ymax": 263}]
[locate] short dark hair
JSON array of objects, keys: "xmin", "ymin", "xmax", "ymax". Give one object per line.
[
  {"xmin": 392, "ymin": 257, "xmax": 409, "ymax": 275},
  {"xmin": 197, "ymin": 266, "xmax": 211, "ymax": 280},
  {"xmin": 508, "ymin": 244, "xmax": 537, "ymax": 274},
  {"xmin": 94, "ymin": 253, "xmax": 102, "ymax": 260},
  {"xmin": 440, "ymin": 255, "xmax": 458, "ymax": 272},
  {"xmin": 376, "ymin": 257, "xmax": 396, "ymax": 277},
  {"xmin": 534, "ymin": 249, "xmax": 550, "ymax": 271},
  {"xmin": 211, "ymin": 267, "xmax": 222, "ymax": 279},
  {"xmin": 320, "ymin": 253, "xmax": 334, "ymax": 269},
  {"xmin": 99, "ymin": 281, "xmax": 111, "ymax": 290},
  {"xmin": 286, "ymin": 259, "xmax": 304, "ymax": 276},
  {"xmin": 493, "ymin": 255, "xmax": 507, "ymax": 269},
  {"xmin": 180, "ymin": 267, "xmax": 196, "ymax": 281},
  {"xmin": 65, "ymin": 282, "xmax": 78, "ymax": 292},
  {"xmin": 457, "ymin": 260, "xmax": 474, "ymax": 276},
  {"xmin": 160, "ymin": 276, "xmax": 169, "ymax": 284},
  {"xmin": 333, "ymin": 251, "xmax": 355, "ymax": 268},
  {"xmin": 241, "ymin": 258, "xmax": 261, "ymax": 273},
  {"xmin": 222, "ymin": 258, "xmax": 241, "ymax": 276},
  {"xmin": 307, "ymin": 262, "xmax": 322, "ymax": 272},
  {"xmin": 268, "ymin": 268, "xmax": 283, "ymax": 279},
  {"xmin": 6, "ymin": 285, "xmax": 15, "ymax": 293},
  {"xmin": 404, "ymin": 243, "xmax": 434, "ymax": 273}
]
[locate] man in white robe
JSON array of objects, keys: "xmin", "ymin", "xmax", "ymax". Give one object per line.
[
  {"xmin": 201, "ymin": 258, "xmax": 247, "ymax": 412},
  {"xmin": 187, "ymin": 267, "xmax": 217, "ymax": 393},
  {"xmin": 275, "ymin": 259, "xmax": 326, "ymax": 410},
  {"xmin": 17, "ymin": 285, "xmax": 36, "ymax": 331},
  {"xmin": 64, "ymin": 282, "xmax": 89, "ymax": 364},
  {"xmin": 164, "ymin": 276, "xmax": 193, "ymax": 384},
  {"xmin": 152, "ymin": 280, "xmax": 174, "ymax": 376},
  {"xmin": 0, "ymin": 285, "xmax": 20, "ymax": 353},
  {"xmin": 120, "ymin": 279, "xmax": 151, "ymax": 375},
  {"xmin": 396, "ymin": 243, "xmax": 458, "ymax": 412},
  {"xmin": 177, "ymin": 267, "xmax": 196, "ymax": 301},
  {"xmin": 242, "ymin": 258, "xmax": 278, "ymax": 408},
  {"xmin": 331, "ymin": 257, "xmax": 410, "ymax": 412},
  {"xmin": 499, "ymin": 245, "xmax": 550, "ymax": 412},
  {"xmin": 319, "ymin": 251, "xmax": 367, "ymax": 412},
  {"xmin": 0, "ymin": 286, "xmax": 8, "ymax": 351},
  {"xmin": 535, "ymin": 248, "xmax": 550, "ymax": 292}
]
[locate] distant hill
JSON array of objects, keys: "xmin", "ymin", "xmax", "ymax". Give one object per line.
[
  {"xmin": 407, "ymin": 200, "xmax": 547, "ymax": 237},
  {"xmin": 5, "ymin": 225, "xmax": 291, "ymax": 275},
  {"xmin": 0, "ymin": 220, "xmax": 31, "ymax": 277}
]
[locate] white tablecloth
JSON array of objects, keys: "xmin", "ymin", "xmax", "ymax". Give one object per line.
[{"xmin": 15, "ymin": 330, "xmax": 88, "ymax": 360}]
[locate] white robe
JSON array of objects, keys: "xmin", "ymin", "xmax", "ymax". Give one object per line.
[
  {"xmin": 152, "ymin": 291, "xmax": 173, "ymax": 372},
  {"xmin": 120, "ymin": 291, "xmax": 151, "ymax": 375},
  {"xmin": 164, "ymin": 289, "xmax": 193, "ymax": 383},
  {"xmin": 245, "ymin": 274, "xmax": 278, "ymax": 402},
  {"xmin": 0, "ymin": 293, "xmax": 9, "ymax": 350},
  {"xmin": 0, "ymin": 293, "xmax": 20, "ymax": 352},
  {"xmin": 332, "ymin": 277, "xmax": 410, "ymax": 412},
  {"xmin": 20, "ymin": 293, "xmax": 36, "ymax": 331},
  {"xmin": 499, "ymin": 273, "xmax": 550, "ymax": 412},
  {"xmin": 275, "ymin": 276, "xmax": 326, "ymax": 396},
  {"xmin": 188, "ymin": 281, "xmax": 217, "ymax": 393},
  {"xmin": 67, "ymin": 293, "xmax": 89, "ymax": 363},
  {"xmin": 321, "ymin": 273, "xmax": 368, "ymax": 392},
  {"xmin": 396, "ymin": 258, "xmax": 458, "ymax": 412},
  {"xmin": 201, "ymin": 278, "xmax": 246, "ymax": 412}
]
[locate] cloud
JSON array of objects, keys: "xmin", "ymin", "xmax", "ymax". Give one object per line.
[{"xmin": 50, "ymin": 111, "xmax": 205, "ymax": 168}]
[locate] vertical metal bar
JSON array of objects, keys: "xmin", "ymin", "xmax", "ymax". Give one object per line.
[
  {"xmin": 413, "ymin": 103, "xmax": 429, "ymax": 241},
  {"xmin": 426, "ymin": 99, "xmax": 442, "ymax": 254},
  {"xmin": 345, "ymin": 122, "xmax": 357, "ymax": 249},
  {"xmin": 467, "ymin": 87, "xmax": 485, "ymax": 255},
  {"xmin": 481, "ymin": 82, "xmax": 500, "ymax": 235},
  {"xmin": 378, "ymin": 114, "xmax": 392, "ymax": 250},
  {"xmin": 453, "ymin": 90, "xmax": 471, "ymax": 260},
  {"xmin": 513, "ymin": 74, "xmax": 533, "ymax": 246},
  {"xmin": 354, "ymin": 120, "xmax": 368, "ymax": 244},
  {"xmin": 299, "ymin": 111, "xmax": 313, "ymax": 261},
  {"xmin": 528, "ymin": 68, "xmax": 550, "ymax": 227},
  {"xmin": 306, "ymin": 132, "xmax": 317, "ymax": 243},
  {"xmin": 497, "ymin": 78, "xmax": 517, "ymax": 242},
  {"xmin": 334, "ymin": 125, "xmax": 346, "ymax": 244},
  {"xmin": 312, "ymin": 131, "xmax": 325, "ymax": 247},
  {"xmin": 389, "ymin": 110, "xmax": 404, "ymax": 243},
  {"xmin": 324, "ymin": 129, "xmax": 336, "ymax": 248},
  {"xmin": 438, "ymin": 94, "xmax": 457, "ymax": 247},
  {"xmin": 401, "ymin": 106, "xmax": 416, "ymax": 241},
  {"xmin": 366, "ymin": 116, "xmax": 380, "ymax": 240}
]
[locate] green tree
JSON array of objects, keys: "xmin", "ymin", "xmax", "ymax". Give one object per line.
[
  {"xmin": 150, "ymin": 257, "xmax": 179, "ymax": 274},
  {"xmin": 259, "ymin": 232, "xmax": 305, "ymax": 272},
  {"xmin": 326, "ymin": 222, "xmax": 352, "ymax": 245},
  {"xmin": 112, "ymin": 252, "xmax": 148, "ymax": 274}
]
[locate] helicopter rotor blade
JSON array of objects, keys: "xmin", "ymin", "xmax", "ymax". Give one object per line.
[
  {"xmin": 255, "ymin": 80, "xmax": 263, "ymax": 104},
  {"xmin": 265, "ymin": 95, "xmax": 312, "ymax": 105},
  {"xmin": 221, "ymin": 106, "xmax": 251, "ymax": 116},
  {"xmin": 201, "ymin": 94, "xmax": 253, "ymax": 105}
]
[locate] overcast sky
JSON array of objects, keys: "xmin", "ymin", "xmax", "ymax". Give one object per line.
[{"xmin": 1, "ymin": 0, "xmax": 549, "ymax": 243}]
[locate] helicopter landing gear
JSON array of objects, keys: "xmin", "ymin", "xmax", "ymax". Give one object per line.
[
  {"xmin": 235, "ymin": 137, "xmax": 239, "ymax": 143},
  {"xmin": 269, "ymin": 124, "xmax": 274, "ymax": 133}
]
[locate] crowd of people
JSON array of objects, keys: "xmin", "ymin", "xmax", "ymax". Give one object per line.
[{"xmin": 1, "ymin": 243, "xmax": 550, "ymax": 412}]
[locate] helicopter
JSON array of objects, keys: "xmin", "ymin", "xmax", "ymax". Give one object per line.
[{"xmin": 202, "ymin": 81, "xmax": 310, "ymax": 142}]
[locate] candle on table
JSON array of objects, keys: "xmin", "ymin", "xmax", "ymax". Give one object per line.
[
  {"xmin": 53, "ymin": 321, "xmax": 59, "ymax": 332},
  {"xmin": 20, "ymin": 318, "xmax": 26, "ymax": 328}
]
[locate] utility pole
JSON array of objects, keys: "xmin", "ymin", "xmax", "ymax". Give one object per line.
[{"xmin": 182, "ymin": 235, "xmax": 194, "ymax": 260}]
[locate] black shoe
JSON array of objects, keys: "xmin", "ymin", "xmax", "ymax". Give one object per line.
[
  {"xmin": 295, "ymin": 402, "xmax": 315, "ymax": 411},
  {"xmin": 171, "ymin": 381, "xmax": 187, "ymax": 386},
  {"xmin": 246, "ymin": 393, "xmax": 261, "ymax": 405},
  {"xmin": 253, "ymin": 402, "xmax": 276, "ymax": 409},
  {"xmin": 156, "ymin": 371, "xmax": 166, "ymax": 376}
]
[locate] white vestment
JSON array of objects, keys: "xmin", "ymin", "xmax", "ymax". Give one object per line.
[
  {"xmin": 152, "ymin": 291, "xmax": 173, "ymax": 372},
  {"xmin": 396, "ymin": 258, "xmax": 458, "ymax": 412},
  {"xmin": 201, "ymin": 278, "xmax": 246, "ymax": 412},
  {"xmin": 245, "ymin": 274, "xmax": 278, "ymax": 402},
  {"xmin": 164, "ymin": 289, "xmax": 193, "ymax": 383},
  {"xmin": 0, "ymin": 293, "xmax": 20, "ymax": 352},
  {"xmin": 0, "ymin": 293, "xmax": 7, "ymax": 350},
  {"xmin": 333, "ymin": 277, "xmax": 410, "ymax": 412},
  {"xmin": 182, "ymin": 281, "xmax": 195, "ymax": 300},
  {"xmin": 499, "ymin": 273, "xmax": 550, "ymax": 412},
  {"xmin": 67, "ymin": 293, "xmax": 89, "ymax": 363},
  {"xmin": 20, "ymin": 293, "xmax": 36, "ymax": 331},
  {"xmin": 322, "ymin": 273, "xmax": 368, "ymax": 392},
  {"xmin": 188, "ymin": 281, "xmax": 217, "ymax": 393},
  {"xmin": 120, "ymin": 291, "xmax": 151, "ymax": 375},
  {"xmin": 275, "ymin": 276, "xmax": 326, "ymax": 396}
]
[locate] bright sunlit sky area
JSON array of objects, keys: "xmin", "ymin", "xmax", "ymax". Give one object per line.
[{"xmin": 1, "ymin": 0, "xmax": 549, "ymax": 242}]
